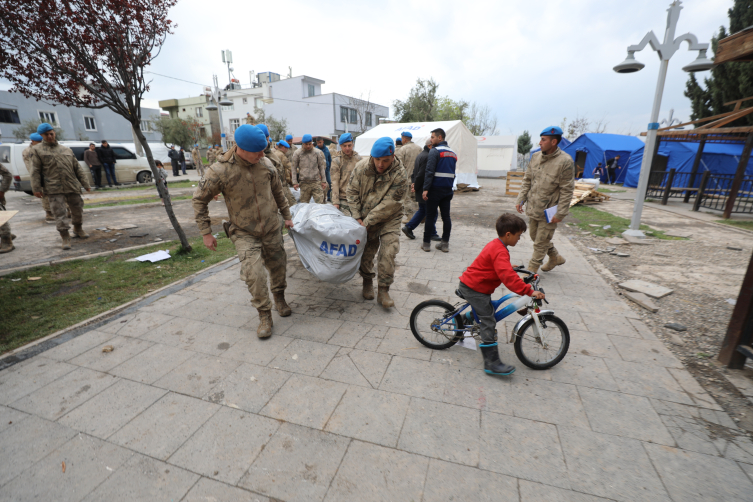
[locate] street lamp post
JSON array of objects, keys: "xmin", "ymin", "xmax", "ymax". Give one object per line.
[
  {"xmin": 613, "ymin": 0, "xmax": 714, "ymax": 237},
  {"xmin": 205, "ymin": 74, "xmax": 234, "ymax": 151}
]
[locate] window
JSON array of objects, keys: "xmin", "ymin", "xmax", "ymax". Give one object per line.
[
  {"xmin": 242, "ymin": 98, "xmax": 248, "ymax": 104},
  {"xmin": 199, "ymin": 127, "xmax": 207, "ymax": 138},
  {"xmin": 83, "ymin": 116, "xmax": 97, "ymax": 131},
  {"xmin": 366, "ymin": 112, "xmax": 372, "ymax": 127},
  {"xmin": 112, "ymin": 147, "xmax": 136, "ymax": 160},
  {"xmin": 350, "ymin": 108, "xmax": 357, "ymax": 124},
  {"xmin": 340, "ymin": 106, "xmax": 348, "ymax": 123},
  {"xmin": 195, "ymin": 107, "xmax": 203, "ymax": 118},
  {"xmin": 253, "ymin": 98, "xmax": 262, "ymax": 108},
  {"xmin": 140, "ymin": 120, "xmax": 151, "ymax": 132},
  {"xmin": 39, "ymin": 111, "xmax": 57, "ymax": 124},
  {"xmin": 0, "ymin": 109, "xmax": 20, "ymax": 124},
  {"xmin": 70, "ymin": 147, "xmax": 87, "ymax": 161},
  {"xmin": 229, "ymin": 118, "xmax": 240, "ymax": 132},
  {"xmin": 308, "ymin": 84, "xmax": 315, "ymax": 97},
  {"xmin": 221, "ymin": 103, "xmax": 234, "ymax": 111}
]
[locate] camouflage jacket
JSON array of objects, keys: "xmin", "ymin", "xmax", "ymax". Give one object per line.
[
  {"xmin": 291, "ymin": 147, "xmax": 326, "ymax": 184},
  {"xmin": 395, "ymin": 141, "xmax": 422, "ymax": 178},
  {"xmin": 193, "ymin": 146, "xmax": 291, "ymax": 238},
  {"xmin": 0, "ymin": 162, "xmax": 11, "ymax": 193},
  {"xmin": 516, "ymin": 147, "xmax": 575, "ymax": 221},
  {"xmin": 286, "ymin": 144, "xmax": 298, "ymax": 162},
  {"xmin": 347, "ymin": 157, "xmax": 408, "ymax": 227},
  {"xmin": 206, "ymin": 149, "xmax": 216, "ymax": 165},
  {"xmin": 264, "ymin": 143, "xmax": 286, "ymax": 186},
  {"xmin": 22, "ymin": 146, "xmax": 34, "ymax": 174},
  {"xmin": 331, "ymin": 151, "xmax": 362, "ymax": 206},
  {"xmin": 191, "ymin": 147, "xmax": 202, "ymax": 167},
  {"xmin": 30, "ymin": 141, "xmax": 90, "ymax": 195},
  {"xmin": 274, "ymin": 147, "xmax": 293, "ymax": 185}
]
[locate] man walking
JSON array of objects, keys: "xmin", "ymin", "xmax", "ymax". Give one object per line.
[
  {"xmin": 207, "ymin": 144, "xmax": 217, "ymax": 166},
  {"xmin": 168, "ymin": 145, "xmax": 180, "ymax": 176},
  {"xmin": 96, "ymin": 140, "xmax": 120, "ymax": 186},
  {"xmin": 422, "ymin": 128, "xmax": 456, "ymax": 253},
  {"xmin": 347, "ymin": 137, "xmax": 408, "ymax": 309},
  {"xmin": 515, "ymin": 126, "xmax": 575, "ymax": 273},
  {"xmin": 179, "ymin": 147, "xmax": 187, "ymax": 175},
  {"xmin": 395, "ymin": 131, "xmax": 422, "ymax": 223},
  {"xmin": 191, "ymin": 143, "xmax": 203, "ymax": 176},
  {"xmin": 31, "ymin": 123, "xmax": 91, "ymax": 250},
  {"xmin": 315, "ymin": 137, "xmax": 332, "ymax": 201},
  {"xmin": 275, "ymin": 140, "xmax": 297, "ymax": 207},
  {"xmin": 193, "ymin": 124, "xmax": 294, "ymax": 338},
  {"xmin": 605, "ymin": 155, "xmax": 621, "ymax": 184},
  {"xmin": 402, "ymin": 139, "xmax": 439, "ymax": 242},
  {"xmin": 83, "ymin": 143, "xmax": 103, "ymax": 188},
  {"xmin": 258, "ymin": 124, "xmax": 296, "ymax": 208},
  {"xmin": 331, "ymin": 133, "xmax": 362, "ymax": 216},
  {"xmin": 292, "ymin": 134, "xmax": 327, "ymax": 204},
  {"xmin": 23, "ymin": 133, "xmax": 57, "ymax": 223}
]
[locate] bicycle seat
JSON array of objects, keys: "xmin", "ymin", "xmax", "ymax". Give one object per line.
[{"xmin": 455, "ymin": 289, "xmax": 466, "ymax": 299}]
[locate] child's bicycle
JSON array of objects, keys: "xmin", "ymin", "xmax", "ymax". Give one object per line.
[{"xmin": 409, "ymin": 267, "xmax": 569, "ymax": 369}]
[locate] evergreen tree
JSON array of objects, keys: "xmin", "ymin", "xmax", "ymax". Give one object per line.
[
  {"xmin": 517, "ymin": 130, "xmax": 532, "ymax": 155},
  {"xmin": 684, "ymin": 0, "xmax": 753, "ymax": 127}
]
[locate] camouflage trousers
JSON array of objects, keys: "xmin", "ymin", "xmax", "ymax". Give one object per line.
[
  {"xmin": 48, "ymin": 193, "xmax": 84, "ymax": 233},
  {"xmin": 231, "ymin": 228, "xmax": 287, "ymax": 311},
  {"xmin": 359, "ymin": 216, "xmax": 401, "ymax": 287},
  {"xmin": 528, "ymin": 218, "xmax": 559, "ymax": 268},
  {"xmin": 299, "ymin": 181, "xmax": 324, "ymax": 204},
  {"xmin": 338, "ymin": 203, "xmax": 352, "ymax": 217},
  {"xmin": 42, "ymin": 194, "xmax": 70, "ymax": 214}
]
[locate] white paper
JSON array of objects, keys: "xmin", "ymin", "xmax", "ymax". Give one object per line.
[
  {"xmin": 457, "ymin": 334, "xmax": 477, "ymax": 350},
  {"xmin": 544, "ymin": 205, "xmax": 558, "ymax": 223},
  {"xmin": 135, "ymin": 250, "xmax": 171, "ymax": 263}
]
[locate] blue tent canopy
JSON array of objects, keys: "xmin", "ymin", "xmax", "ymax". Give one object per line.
[
  {"xmin": 559, "ymin": 134, "xmax": 645, "ymax": 183},
  {"xmin": 623, "ymin": 141, "xmax": 753, "ymax": 188},
  {"xmin": 529, "ymin": 137, "xmax": 571, "ymax": 158}
]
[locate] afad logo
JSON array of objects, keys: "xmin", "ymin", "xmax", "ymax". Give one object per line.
[
  {"xmin": 320, "ymin": 239, "xmax": 361, "ymax": 257},
  {"xmin": 396, "ymin": 125, "xmax": 423, "ymax": 132}
]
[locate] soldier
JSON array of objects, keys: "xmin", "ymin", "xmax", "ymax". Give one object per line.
[
  {"xmin": 213, "ymin": 144, "xmax": 224, "ymax": 160},
  {"xmin": 347, "ymin": 137, "xmax": 408, "ymax": 309},
  {"xmin": 315, "ymin": 137, "xmax": 333, "ymax": 201},
  {"xmin": 291, "ymin": 134, "xmax": 327, "ymax": 204},
  {"xmin": 515, "ymin": 126, "xmax": 575, "ymax": 273},
  {"xmin": 330, "ymin": 133, "xmax": 362, "ymax": 217},
  {"xmin": 23, "ymin": 133, "xmax": 56, "ymax": 223},
  {"xmin": 31, "ymin": 123, "xmax": 91, "ymax": 250},
  {"xmin": 193, "ymin": 124, "xmax": 294, "ymax": 338},
  {"xmin": 206, "ymin": 144, "xmax": 217, "ymax": 166},
  {"xmin": 191, "ymin": 143, "xmax": 203, "ymax": 177},
  {"xmin": 0, "ymin": 162, "xmax": 16, "ymax": 253},
  {"xmin": 285, "ymin": 134, "xmax": 298, "ymax": 163},
  {"xmin": 258, "ymin": 124, "xmax": 296, "ymax": 208},
  {"xmin": 395, "ymin": 131, "xmax": 422, "ymax": 223},
  {"xmin": 395, "ymin": 137, "xmax": 402, "ymax": 151},
  {"xmin": 244, "ymin": 112, "xmax": 255, "ymax": 125}
]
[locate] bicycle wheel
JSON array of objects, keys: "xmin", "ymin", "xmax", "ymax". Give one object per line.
[
  {"xmin": 513, "ymin": 315, "xmax": 569, "ymax": 369},
  {"xmin": 410, "ymin": 300, "xmax": 464, "ymax": 350}
]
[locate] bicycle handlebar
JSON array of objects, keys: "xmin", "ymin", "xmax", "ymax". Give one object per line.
[{"xmin": 513, "ymin": 265, "xmax": 548, "ymax": 304}]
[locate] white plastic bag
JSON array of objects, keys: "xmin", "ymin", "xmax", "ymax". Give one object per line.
[
  {"xmin": 289, "ymin": 204, "xmax": 368, "ymax": 284},
  {"xmin": 577, "ymin": 178, "xmax": 600, "ymax": 190},
  {"xmin": 290, "ymin": 187, "xmax": 301, "ymax": 202}
]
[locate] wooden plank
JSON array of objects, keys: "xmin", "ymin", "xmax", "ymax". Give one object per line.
[
  {"xmin": 0, "ymin": 211, "xmax": 18, "ymax": 227},
  {"xmin": 715, "ymin": 27, "xmax": 753, "ymax": 64},
  {"xmin": 718, "ymin": 249, "xmax": 753, "ymax": 368}
]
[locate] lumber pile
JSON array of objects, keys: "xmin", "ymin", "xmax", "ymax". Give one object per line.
[
  {"xmin": 570, "ymin": 182, "xmax": 611, "ymax": 207},
  {"xmin": 506, "ymin": 171, "xmax": 525, "ymax": 196}
]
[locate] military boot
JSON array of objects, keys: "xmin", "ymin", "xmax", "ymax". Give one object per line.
[
  {"xmin": 256, "ymin": 309, "xmax": 273, "ymax": 338},
  {"xmin": 541, "ymin": 254, "xmax": 566, "ymax": 272},
  {"xmin": 72, "ymin": 225, "xmax": 89, "ymax": 239},
  {"xmin": 273, "ymin": 292, "xmax": 292, "ymax": 317},
  {"xmin": 527, "ymin": 261, "xmax": 539, "ymax": 274},
  {"xmin": 45, "ymin": 211, "xmax": 55, "ymax": 223},
  {"xmin": 0, "ymin": 236, "xmax": 14, "ymax": 254},
  {"xmin": 435, "ymin": 240, "xmax": 449, "ymax": 253},
  {"xmin": 60, "ymin": 230, "xmax": 72, "ymax": 250},
  {"xmin": 377, "ymin": 286, "xmax": 395, "ymax": 308},
  {"xmin": 362, "ymin": 277, "xmax": 375, "ymax": 300}
]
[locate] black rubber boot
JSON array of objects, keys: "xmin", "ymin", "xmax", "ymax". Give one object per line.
[
  {"xmin": 401, "ymin": 226, "xmax": 415, "ymax": 240},
  {"xmin": 479, "ymin": 343, "xmax": 515, "ymax": 376}
]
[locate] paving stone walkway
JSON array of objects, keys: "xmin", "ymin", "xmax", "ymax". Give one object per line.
[{"xmin": 1, "ymin": 220, "xmax": 753, "ymax": 501}]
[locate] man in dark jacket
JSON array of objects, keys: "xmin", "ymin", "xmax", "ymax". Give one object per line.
[
  {"xmin": 179, "ymin": 147, "xmax": 187, "ymax": 175},
  {"xmin": 96, "ymin": 140, "xmax": 120, "ymax": 186},
  {"xmin": 168, "ymin": 145, "xmax": 181, "ymax": 176},
  {"xmin": 315, "ymin": 138, "xmax": 332, "ymax": 201},
  {"xmin": 422, "ymin": 128, "xmax": 456, "ymax": 253},
  {"xmin": 605, "ymin": 155, "xmax": 621, "ymax": 184},
  {"xmin": 402, "ymin": 139, "xmax": 439, "ymax": 241}
]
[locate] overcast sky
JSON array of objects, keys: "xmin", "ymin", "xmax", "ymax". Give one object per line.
[{"xmin": 3, "ymin": 0, "xmax": 732, "ymax": 139}]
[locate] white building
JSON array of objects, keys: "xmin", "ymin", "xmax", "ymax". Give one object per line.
[{"xmin": 218, "ymin": 73, "xmax": 389, "ymax": 143}]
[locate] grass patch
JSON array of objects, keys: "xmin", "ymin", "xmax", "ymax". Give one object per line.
[
  {"xmin": 0, "ymin": 234, "xmax": 236, "ymax": 354},
  {"xmin": 84, "ymin": 194, "xmax": 194, "ymax": 208},
  {"xmin": 599, "ymin": 188, "xmax": 627, "ymax": 193},
  {"xmin": 714, "ymin": 219, "xmax": 753, "ymax": 231},
  {"xmin": 568, "ymin": 205, "xmax": 686, "ymax": 240}
]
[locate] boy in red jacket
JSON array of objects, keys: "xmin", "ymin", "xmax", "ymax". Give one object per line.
[{"xmin": 458, "ymin": 213, "xmax": 545, "ymax": 376}]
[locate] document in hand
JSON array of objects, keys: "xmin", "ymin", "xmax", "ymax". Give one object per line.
[{"xmin": 544, "ymin": 205, "xmax": 558, "ymax": 223}]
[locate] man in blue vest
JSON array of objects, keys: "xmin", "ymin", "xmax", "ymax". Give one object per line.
[{"xmin": 422, "ymin": 128, "xmax": 456, "ymax": 253}]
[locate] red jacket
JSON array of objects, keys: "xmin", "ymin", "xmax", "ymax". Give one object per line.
[{"xmin": 459, "ymin": 239, "xmax": 534, "ymax": 296}]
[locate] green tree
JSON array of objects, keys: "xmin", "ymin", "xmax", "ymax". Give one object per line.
[
  {"xmin": 252, "ymin": 107, "xmax": 289, "ymax": 142},
  {"xmin": 13, "ymin": 118, "xmax": 65, "ymax": 141},
  {"xmin": 684, "ymin": 0, "xmax": 753, "ymax": 127},
  {"xmin": 517, "ymin": 130, "xmax": 532, "ymax": 155},
  {"xmin": 393, "ymin": 78, "xmax": 439, "ymax": 122},
  {"xmin": 150, "ymin": 116, "xmax": 194, "ymax": 149}
]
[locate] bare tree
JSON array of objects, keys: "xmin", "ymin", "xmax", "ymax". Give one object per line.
[
  {"xmin": 591, "ymin": 115, "xmax": 609, "ymax": 134},
  {"xmin": 348, "ymin": 93, "xmax": 378, "ymax": 134},
  {"xmin": 465, "ymin": 103, "xmax": 500, "ymax": 136}
]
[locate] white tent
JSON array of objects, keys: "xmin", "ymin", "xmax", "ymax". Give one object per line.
[
  {"xmin": 353, "ymin": 120, "xmax": 478, "ymax": 189},
  {"xmin": 476, "ymin": 136, "xmax": 516, "ymax": 177}
]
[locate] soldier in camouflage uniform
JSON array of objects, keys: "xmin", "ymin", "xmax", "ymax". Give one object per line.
[
  {"xmin": 515, "ymin": 126, "xmax": 575, "ymax": 273},
  {"xmin": 213, "ymin": 144, "xmax": 224, "ymax": 161},
  {"xmin": 284, "ymin": 134, "xmax": 297, "ymax": 163},
  {"xmin": 206, "ymin": 145, "xmax": 217, "ymax": 166},
  {"xmin": 0, "ymin": 162, "xmax": 16, "ymax": 253},
  {"xmin": 191, "ymin": 144, "xmax": 204, "ymax": 177},
  {"xmin": 193, "ymin": 124, "xmax": 294, "ymax": 338},
  {"xmin": 257, "ymin": 124, "xmax": 297, "ymax": 213},
  {"xmin": 395, "ymin": 131, "xmax": 422, "ymax": 223},
  {"xmin": 274, "ymin": 140, "xmax": 297, "ymax": 207},
  {"xmin": 347, "ymin": 137, "xmax": 408, "ymax": 309},
  {"xmin": 23, "ymin": 133, "xmax": 66, "ymax": 223},
  {"xmin": 30, "ymin": 123, "xmax": 91, "ymax": 250},
  {"xmin": 330, "ymin": 133, "xmax": 362, "ymax": 217},
  {"xmin": 291, "ymin": 134, "xmax": 327, "ymax": 204}
]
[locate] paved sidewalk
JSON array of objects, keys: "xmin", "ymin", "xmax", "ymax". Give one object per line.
[{"xmin": 1, "ymin": 220, "xmax": 753, "ymax": 501}]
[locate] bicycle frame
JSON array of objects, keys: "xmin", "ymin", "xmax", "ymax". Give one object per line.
[{"xmin": 436, "ymin": 293, "xmax": 545, "ymax": 338}]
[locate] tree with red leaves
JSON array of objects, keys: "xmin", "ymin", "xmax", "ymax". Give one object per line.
[{"xmin": 0, "ymin": 0, "xmax": 191, "ymax": 251}]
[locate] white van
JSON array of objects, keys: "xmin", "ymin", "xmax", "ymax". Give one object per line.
[{"xmin": 0, "ymin": 141, "xmax": 155, "ymax": 194}]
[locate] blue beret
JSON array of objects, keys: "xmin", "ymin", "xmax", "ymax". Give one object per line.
[
  {"xmin": 285, "ymin": 134, "xmax": 293, "ymax": 141},
  {"xmin": 234, "ymin": 124, "xmax": 267, "ymax": 153},
  {"xmin": 277, "ymin": 140, "xmax": 290, "ymax": 148},
  {"xmin": 194, "ymin": 143, "xmax": 198, "ymax": 147},
  {"xmin": 371, "ymin": 137, "xmax": 395, "ymax": 158},
  {"xmin": 541, "ymin": 126, "xmax": 563, "ymax": 136},
  {"xmin": 257, "ymin": 124, "xmax": 270, "ymax": 138},
  {"xmin": 339, "ymin": 133, "xmax": 353, "ymax": 145},
  {"xmin": 401, "ymin": 131, "xmax": 412, "ymax": 138},
  {"xmin": 30, "ymin": 133, "xmax": 43, "ymax": 142},
  {"xmin": 302, "ymin": 134, "xmax": 313, "ymax": 143},
  {"xmin": 37, "ymin": 123, "xmax": 54, "ymax": 134}
]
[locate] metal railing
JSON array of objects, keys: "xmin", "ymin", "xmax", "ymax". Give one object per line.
[
  {"xmin": 693, "ymin": 172, "xmax": 753, "ymax": 214},
  {"xmin": 645, "ymin": 169, "xmax": 703, "ymax": 204}
]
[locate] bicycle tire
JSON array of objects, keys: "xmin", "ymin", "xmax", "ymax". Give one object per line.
[
  {"xmin": 410, "ymin": 299, "xmax": 464, "ymax": 350},
  {"xmin": 513, "ymin": 315, "xmax": 570, "ymax": 369}
]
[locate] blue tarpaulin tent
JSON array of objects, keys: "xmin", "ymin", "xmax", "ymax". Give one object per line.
[
  {"xmin": 560, "ymin": 134, "xmax": 645, "ymax": 183},
  {"xmin": 529, "ymin": 137, "xmax": 571, "ymax": 158},
  {"xmin": 623, "ymin": 141, "xmax": 753, "ymax": 188}
]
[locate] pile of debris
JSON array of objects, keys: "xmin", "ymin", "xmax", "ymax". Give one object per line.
[
  {"xmin": 570, "ymin": 182, "xmax": 611, "ymax": 207},
  {"xmin": 455, "ymin": 183, "xmax": 480, "ymax": 193}
]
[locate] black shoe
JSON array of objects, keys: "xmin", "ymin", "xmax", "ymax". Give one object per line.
[
  {"xmin": 479, "ymin": 343, "xmax": 515, "ymax": 376},
  {"xmin": 402, "ymin": 226, "xmax": 415, "ymax": 240},
  {"xmin": 115, "ymin": 182, "xmax": 121, "ymax": 185},
  {"xmin": 430, "ymin": 235, "xmax": 441, "ymax": 242}
]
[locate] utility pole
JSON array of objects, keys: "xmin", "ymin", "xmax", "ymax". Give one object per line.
[{"xmin": 221, "ymin": 50, "xmax": 233, "ymax": 87}]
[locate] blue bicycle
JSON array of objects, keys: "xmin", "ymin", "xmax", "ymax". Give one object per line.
[{"xmin": 409, "ymin": 267, "xmax": 570, "ymax": 369}]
